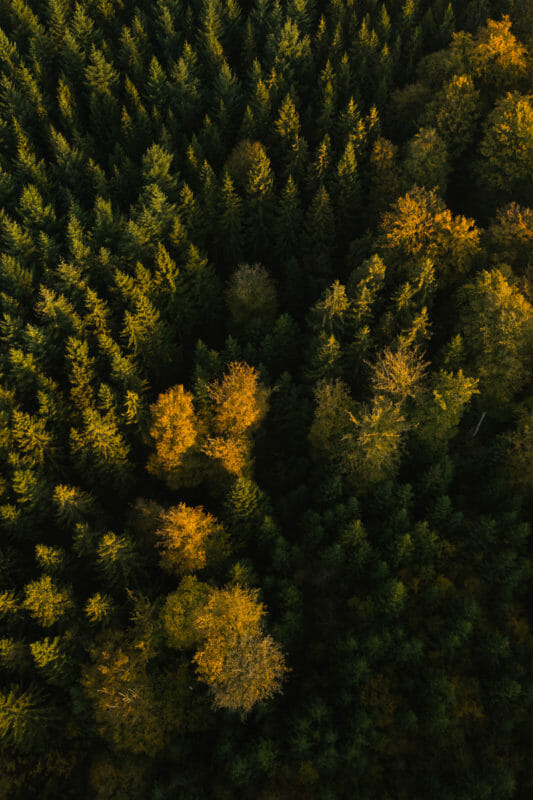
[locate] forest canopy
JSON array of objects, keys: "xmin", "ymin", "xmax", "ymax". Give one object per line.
[{"xmin": 0, "ymin": 0, "xmax": 532, "ymax": 798}]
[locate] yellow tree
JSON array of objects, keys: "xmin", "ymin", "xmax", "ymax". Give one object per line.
[
  {"xmin": 202, "ymin": 362, "xmax": 270, "ymax": 476},
  {"xmin": 370, "ymin": 345, "xmax": 428, "ymax": 405},
  {"xmin": 193, "ymin": 585, "xmax": 287, "ymax": 715},
  {"xmin": 23, "ymin": 576, "xmax": 73, "ymax": 627},
  {"xmin": 469, "ymin": 16, "xmax": 528, "ymax": 92},
  {"xmin": 155, "ymin": 503, "xmax": 229, "ymax": 575},
  {"xmin": 379, "ymin": 186, "xmax": 480, "ymax": 283},
  {"xmin": 147, "ymin": 385, "xmax": 202, "ymax": 488}
]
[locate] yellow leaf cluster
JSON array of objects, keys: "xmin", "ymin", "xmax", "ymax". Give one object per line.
[
  {"xmin": 156, "ymin": 503, "xmax": 226, "ymax": 575},
  {"xmin": 208, "ymin": 361, "xmax": 270, "ymax": 437},
  {"xmin": 193, "ymin": 585, "xmax": 287, "ymax": 714},
  {"xmin": 147, "ymin": 363, "xmax": 269, "ymax": 485}
]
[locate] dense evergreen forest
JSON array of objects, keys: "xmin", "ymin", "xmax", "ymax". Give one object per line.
[{"xmin": 0, "ymin": 0, "xmax": 532, "ymax": 796}]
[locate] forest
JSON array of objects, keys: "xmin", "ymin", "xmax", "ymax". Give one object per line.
[{"xmin": 0, "ymin": 0, "xmax": 532, "ymax": 797}]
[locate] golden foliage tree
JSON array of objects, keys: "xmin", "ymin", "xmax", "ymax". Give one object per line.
[
  {"xmin": 208, "ymin": 361, "xmax": 269, "ymax": 436},
  {"xmin": 155, "ymin": 503, "xmax": 229, "ymax": 575},
  {"xmin": 344, "ymin": 396, "xmax": 409, "ymax": 484},
  {"xmin": 202, "ymin": 362, "xmax": 270, "ymax": 476},
  {"xmin": 370, "ymin": 345, "xmax": 428, "ymax": 405},
  {"xmin": 23, "ymin": 576, "xmax": 73, "ymax": 627},
  {"xmin": 193, "ymin": 585, "xmax": 287, "ymax": 715},
  {"xmin": 379, "ymin": 187, "xmax": 480, "ymax": 283},
  {"xmin": 147, "ymin": 385, "xmax": 201, "ymax": 488},
  {"xmin": 82, "ymin": 627, "xmax": 187, "ymax": 755}
]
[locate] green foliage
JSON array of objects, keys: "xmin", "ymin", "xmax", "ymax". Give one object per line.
[
  {"xmin": 162, "ymin": 576, "xmax": 211, "ymax": 650},
  {"xmin": 0, "ymin": 3, "xmax": 531, "ymax": 797},
  {"xmin": 403, "ymin": 127, "xmax": 450, "ymax": 194},
  {"xmin": 479, "ymin": 92, "xmax": 533, "ymax": 201},
  {"xmin": 458, "ymin": 268, "xmax": 533, "ymax": 407}
]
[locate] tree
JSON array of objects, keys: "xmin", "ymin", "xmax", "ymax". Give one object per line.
[
  {"xmin": 369, "ymin": 137, "xmax": 401, "ymax": 218},
  {"xmin": 85, "ymin": 593, "xmax": 114, "ymax": 625},
  {"xmin": 433, "ymin": 74, "xmax": 481, "ymax": 158},
  {"xmin": 0, "ymin": 685, "xmax": 56, "ymax": 751},
  {"xmin": 308, "ymin": 379, "xmax": 354, "ymax": 459},
  {"xmin": 162, "ymin": 576, "xmax": 211, "ymax": 650},
  {"xmin": 275, "ymin": 93, "xmax": 300, "ymax": 142},
  {"xmin": 226, "ymin": 263, "xmax": 277, "ymax": 328},
  {"xmin": 147, "ymin": 385, "xmax": 202, "ymax": 489},
  {"xmin": 458, "ymin": 268, "xmax": 533, "ymax": 408},
  {"xmin": 207, "ymin": 362, "xmax": 270, "ymax": 438},
  {"xmin": 412, "ymin": 369, "xmax": 479, "ymax": 450},
  {"xmin": 478, "ymin": 92, "xmax": 533, "ymax": 202},
  {"xmin": 305, "ymin": 185, "xmax": 335, "ymax": 278},
  {"xmin": 370, "ymin": 345, "xmax": 428, "ymax": 405},
  {"xmin": 97, "ymin": 532, "xmax": 137, "ymax": 588},
  {"xmin": 488, "ymin": 203, "xmax": 533, "ymax": 270},
  {"xmin": 274, "ymin": 174, "xmax": 304, "ymax": 261},
  {"xmin": 335, "ymin": 138, "xmax": 360, "ymax": 233},
  {"xmin": 379, "ymin": 186, "xmax": 480, "ymax": 283},
  {"xmin": 344, "ymin": 396, "xmax": 409, "ymax": 484},
  {"xmin": 82, "ymin": 628, "xmax": 185, "ymax": 755},
  {"xmin": 30, "ymin": 636, "xmax": 70, "ymax": 686},
  {"xmin": 217, "ymin": 172, "xmax": 244, "ymax": 265},
  {"xmin": 225, "ymin": 139, "xmax": 265, "ymax": 190},
  {"xmin": 469, "ymin": 16, "xmax": 528, "ymax": 93},
  {"xmin": 23, "ymin": 576, "xmax": 73, "ymax": 627},
  {"xmin": 403, "ymin": 127, "xmax": 450, "ymax": 194},
  {"xmin": 506, "ymin": 411, "xmax": 533, "ymax": 492},
  {"xmin": 155, "ymin": 503, "xmax": 229, "ymax": 575},
  {"xmin": 193, "ymin": 585, "xmax": 287, "ymax": 714}
]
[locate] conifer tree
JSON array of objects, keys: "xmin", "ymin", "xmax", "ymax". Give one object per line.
[
  {"xmin": 0, "ymin": 685, "xmax": 56, "ymax": 751},
  {"xmin": 458, "ymin": 268, "xmax": 533, "ymax": 408}
]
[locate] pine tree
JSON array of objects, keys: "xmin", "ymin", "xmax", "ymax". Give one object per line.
[
  {"xmin": 70, "ymin": 406, "xmax": 131, "ymax": 490},
  {"xmin": 274, "ymin": 174, "xmax": 303, "ymax": 261},
  {"xmin": 0, "ymin": 685, "xmax": 56, "ymax": 751},
  {"xmin": 217, "ymin": 172, "xmax": 244, "ymax": 266},
  {"xmin": 23, "ymin": 575, "xmax": 73, "ymax": 627}
]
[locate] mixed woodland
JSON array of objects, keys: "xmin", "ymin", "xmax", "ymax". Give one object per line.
[{"xmin": 0, "ymin": 0, "xmax": 532, "ymax": 796}]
